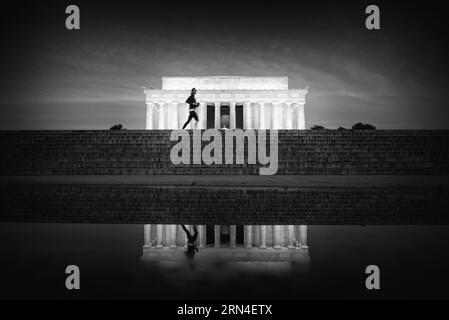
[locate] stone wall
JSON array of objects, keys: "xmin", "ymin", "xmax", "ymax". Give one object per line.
[
  {"xmin": 1, "ymin": 180, "xmax": 448, "ymax": 224},
  {"xmin": 1, "ymin": 130, "xmax": 448, "ymax": 225},
  {"xmin": 1, "ymin": 130, "xmax": 448, "ymax": 175}
]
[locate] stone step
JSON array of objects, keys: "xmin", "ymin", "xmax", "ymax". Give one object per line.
[{"xmin": 1, "ymin": 130, "xmax": 448, "ymax": 175}]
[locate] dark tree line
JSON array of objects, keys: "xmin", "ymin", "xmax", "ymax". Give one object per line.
[{"xmin": 311, "ymin": 122, "xmax": 376, "ymax": 130}]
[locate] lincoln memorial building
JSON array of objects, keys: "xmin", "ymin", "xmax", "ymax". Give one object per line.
[{"xmin": 142, "ymin": 76, "xmax": 309, "ymax": 262}]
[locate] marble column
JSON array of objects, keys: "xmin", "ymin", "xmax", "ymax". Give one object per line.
[
  {"xmin": 229, "ymin": 102, "xmax": 236, "ymax": 130},
  {"xmin": 287, "ymin": 225, "xmax": 295, "ymax": 249},
  {"xmin": 171, "ymin": 102, "xmax": 179, "ymax": 129},
  {"xmin": 280, "ymin": 225, "xmax": 285, "ymax": 247},
  {"xmin": 230, "ymin": 225, "xmax": 236, "ymax": 248},
  {"xmin": 178, "ymin": 102, "xmax": 188, "ymax": 129},
  {"xmin": 199, "ymin": 102, "xmax": 207, "ymax": 129},
  {"xmin": 164, "ymin": 103, "xmax": 171, "ymax": 129},
  {"xmin": 165, "ymin": 224, "xmax": 171, "ymax": 248},
  {"xmin": 284, "ymin": 103, "xmax": 292, "ymax": 130},
  {"xmin": 158, "ymin": 102, "xmax": 166, "ymax": 129},
  {"xmin": 146, "ymin": 103, "xmax": 155, "ymax": 129},
  {"xmin": 198, "ymin": 225, "xmax": 206, "ymax": 248},
  {"xmin": 244, "ymin": 101, "xmax": 252, "ymax": 129},
  {"xmin": 297, "ymin": 103, "xmax": 305, "ymax": 130},
  {"xmin": 214, "ymin": 102, "xmax": 221, "ymax": 129},
  {"xmin": 169, "ymin": 224, "xmax": 177, "ymax": 248},
  {"xmin": 156, "ymin": 224, "xmax": 164, "ymax": 248},
  {"xmin": 244, "ymin": 225, "xmax": 252, "ymax": 248},
  {"xmin": 144, "ymin": 224, "xmax": 152, "ymax": 248},
  {"xmin": 290, "ymin": 103, "xmax": 295, "ymax": 129},
  {"xmin": 299, "ymin": 225, "xmax": 308, "ymax": 249},
  {"xmin": 272, "ymin": 102, "xmax": 282, "ymax": 130},
  {"xmin": 273, "ymin": 225, "xmax": 282, "ymax": 249},
  {"xmin": 155, "ymin": 104, "xmax": 160, "ymax": 129},
  {"xmin": 259, "ymin": 102, "xmax": 266, "ymax": 129},
  {"xmin": 259, "ymin": 225, "xmax": 267, "ymax": 249},
  {"xmin": 214, "ymin": 225, "xmax": 221, "ymax": 248},
  {"xmin": 164, "ymin": 103, "xmax": 172, "ymax": 129}
]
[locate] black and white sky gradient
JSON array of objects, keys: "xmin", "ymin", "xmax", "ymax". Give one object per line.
[{"xmin": 0, "ymin": 0, "xmax": 448, "ymax": 129}]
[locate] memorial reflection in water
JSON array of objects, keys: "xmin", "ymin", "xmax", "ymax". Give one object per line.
[{"xmin": 142, "ymin": 76, "xmax": 309, "ymax": 263}]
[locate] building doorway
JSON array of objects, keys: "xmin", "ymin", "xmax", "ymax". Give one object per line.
[
  {"xmin": 236, "ymin": 225, "xmax": 244, "ymax": 245},
  {"xmin": 204, "ymin": 225, "xmax": 245, "ymax": 247},
  {"xmin": 206, "ymin": 225, "xmax": 214, "ymax": 245},
  {"xmin": 207, "ymin": 105, "xmax": 215, "ymax": 129},
  {"xmin": 220, "ymin": 106, "xmax": 230, "ymax": 129},
  {"xmin": 236, "ymin": 105, "xmax": 244, "ymax": 129},
  {"xmin": 220, "ymin": 225, "xmax": 230, "ymax": 245}
]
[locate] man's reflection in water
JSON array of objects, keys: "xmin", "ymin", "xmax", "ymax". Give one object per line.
[{"xmin": 181, "ymin": 225, "xmax": 199, "ymax": 270}]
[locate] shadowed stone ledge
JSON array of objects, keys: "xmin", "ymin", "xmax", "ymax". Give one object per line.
[{"xmin": 1, "ymin": 175, "xmax": 448, "ymax": 225}]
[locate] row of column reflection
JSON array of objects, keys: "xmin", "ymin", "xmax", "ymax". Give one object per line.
[{"xmin": 144, "ymin": 225, "xmax": 308, "ymax": 249}]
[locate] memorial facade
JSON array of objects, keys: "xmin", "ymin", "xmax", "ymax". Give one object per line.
[
  {"xmin": 143, "ymin": 76, "xmax": 307, "ymax": 130},
  {"xmin": 142, "ymin": 76, "xmax": 309, "ymax": 260}
]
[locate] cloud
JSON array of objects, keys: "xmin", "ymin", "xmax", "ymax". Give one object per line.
[{"xmin": 0, "ymin": 4, "xmax": 446, "ymax": 130}]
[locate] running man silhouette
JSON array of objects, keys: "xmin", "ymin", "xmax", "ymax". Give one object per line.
[
  {"xmin": 182, "ymin": 88, "xmax": 200, "ymax": 129},
  {"xmin": 181, "ymin": 224, "xmax": 199, "ymax": 259}
]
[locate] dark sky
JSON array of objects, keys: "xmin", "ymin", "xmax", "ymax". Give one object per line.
[{"xmin": 0, "ymin": 0, "xmax": 448, "ymax": 129}]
